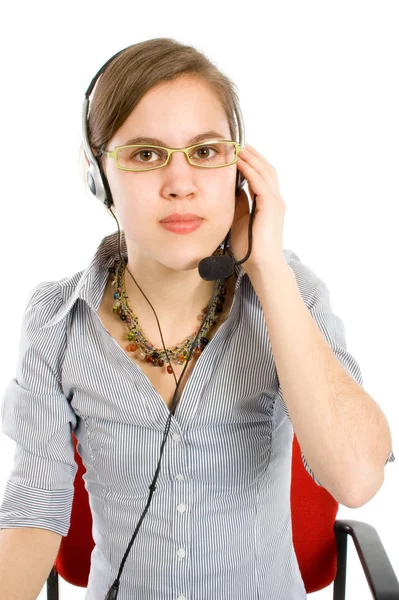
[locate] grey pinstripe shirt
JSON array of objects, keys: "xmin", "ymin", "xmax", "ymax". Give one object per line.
[{"xmin": 0, "ymin": 230, "xmax": 395, "ymax": 599}]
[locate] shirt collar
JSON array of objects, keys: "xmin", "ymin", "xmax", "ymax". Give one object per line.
[{"xmin": 43, "ymin": 229, "xmax": 246, "ymax": 330}]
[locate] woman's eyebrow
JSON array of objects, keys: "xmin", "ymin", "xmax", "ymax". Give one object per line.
[{"xmin": 121, "ymin": 131, "xmax": 226, "ymax": 147}]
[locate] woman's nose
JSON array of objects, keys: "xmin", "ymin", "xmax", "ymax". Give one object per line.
[{"xmin": 160, "ymin": 149, "xmax": 198, "ymax": 197}]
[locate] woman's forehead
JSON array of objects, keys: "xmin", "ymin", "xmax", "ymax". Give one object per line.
[
  {"xmin": 116, "ymin": 99, "xmax": 230, "ymax": 147},
  {"xmin": 108, "ymin": 77, "xmax": 231, "ymax": 148}
]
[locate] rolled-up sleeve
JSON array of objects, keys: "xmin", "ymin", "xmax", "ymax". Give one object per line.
[
  {"xmin": 277, "ymin": 250, "xmax": 395, "ymax": 487},
  {"xmin": 0, "ymin": 281, "xmax": 78, "ymax": 536}
]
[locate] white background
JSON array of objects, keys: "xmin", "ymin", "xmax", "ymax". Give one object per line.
[{"xmin": 0, "ymin": 1, "xmax": 398, "ymax": 598}]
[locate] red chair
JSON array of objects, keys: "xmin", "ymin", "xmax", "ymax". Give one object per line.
[{"xmin": 46, "ymin": 433, "xmax": 399, "ymax": 598}]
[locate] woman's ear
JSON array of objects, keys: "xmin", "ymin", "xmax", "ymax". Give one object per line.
[{"xmin": 233, "ymin": 188, "xmax": 250, "ymax": 222}]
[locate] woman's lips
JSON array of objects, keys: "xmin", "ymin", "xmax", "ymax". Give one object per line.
[
  {"xmin": 159, "ymin": 219, "xmax": 203, "ymax": 234},
  {"xmin": 160, "ymin": 213, "xmax": 202, "ymax": 222}
]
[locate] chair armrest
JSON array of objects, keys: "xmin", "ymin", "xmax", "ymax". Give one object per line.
[
  {"xmin": 333, "ymin": 519, "xmax": 399, "ymax": 600},
  {"xmin": 46, "ymin": 566, "xmax": 59, "ymax": 600}
]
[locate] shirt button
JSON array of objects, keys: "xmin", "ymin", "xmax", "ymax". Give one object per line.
[
  {"xmin": 172, "ymin": 432, "xmax": 181, "ymax": 443},
  {"xmin": 175, "ymin": 474, "xmax": 185, "ymax": 481},
  {"xmin": 177, "ymin": 548, "xmax": 186, "ymax": 559},
  {"xmin": 177, "ymin": 503, "xmax": 186, "ymax": 514}
]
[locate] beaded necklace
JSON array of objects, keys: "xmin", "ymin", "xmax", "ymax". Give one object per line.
[{"xmin": 109, "ymin": 249, "xmax": 229, "ymax": 375}]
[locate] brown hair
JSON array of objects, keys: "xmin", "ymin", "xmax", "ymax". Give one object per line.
[{"xmin": 79, "ymin": 37, "xmax": 240, "ymax": 208}]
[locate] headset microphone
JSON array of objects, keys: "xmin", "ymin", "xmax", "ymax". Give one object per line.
[{"xmin": 198, "ymin": 193, "xmax": 257, "ymax": 280}]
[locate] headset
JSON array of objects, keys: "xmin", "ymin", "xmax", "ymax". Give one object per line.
[{"xmin": 81, "ymin": 44, "xmax": 257, "ymax": 599}]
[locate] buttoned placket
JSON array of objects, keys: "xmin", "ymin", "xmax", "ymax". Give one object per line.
[
  {"xmin": 169, "ymin": 426, "xmax": 191, "ymax": 600},
  {"xmin": 92, "ymin": 261, "xmax": 243, "ymax": 600}
]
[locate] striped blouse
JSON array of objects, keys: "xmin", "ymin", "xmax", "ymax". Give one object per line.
[{"xmin": 0, "ymin": 230, "xmax": 395, "ymax": 600}]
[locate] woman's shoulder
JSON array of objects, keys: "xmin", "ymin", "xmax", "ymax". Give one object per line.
[
  {"xmin": 23, "ymin": 267, "xmax": 86, "ymax": 334},
  {"xmin": 26, "ymin": 268, "xmax": 85, "ymax": 311},
  {"xmin": 22, "ymin": 232, "xmax": 120, "ymax": 332},
  {"xmin": 282, "ymin": 248, "xmax": 327, "ymax": 300}
]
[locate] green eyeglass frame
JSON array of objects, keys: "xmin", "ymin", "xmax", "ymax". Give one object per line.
[{"xmin": 100, "ymin": 139, "xmax": 243, "ymax": 172}]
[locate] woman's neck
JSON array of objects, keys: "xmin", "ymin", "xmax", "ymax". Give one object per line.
[
  {"xmin": 122, "ymin": 263, "xmax": 221, "ymax": 322},
  {"xmin": 114, "ymin": 262, "xmax": 236, "ymax": 348}
]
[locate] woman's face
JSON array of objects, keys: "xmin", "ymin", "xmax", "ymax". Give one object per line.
[{"xmin": 102, "ymin": 76, "xmax": 238, "ymax": 272}]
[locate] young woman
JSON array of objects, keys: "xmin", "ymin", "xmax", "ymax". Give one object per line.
[{"xmin": 0, "ymin": 38, "xmax": 394, "ymax": 600}]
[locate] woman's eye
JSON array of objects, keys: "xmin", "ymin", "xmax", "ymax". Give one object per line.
[
  {"xmin": 131, "ymin": 148, "xmax": 160, "ymax": 162},
  {"xmin": 193, "ymin": 146, "xmax": 217, "ymax": 159}
]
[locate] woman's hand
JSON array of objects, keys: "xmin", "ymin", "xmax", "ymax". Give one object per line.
[{"xmin": 230, "ymin": 143, "xmax": 287, "ymax": 279}]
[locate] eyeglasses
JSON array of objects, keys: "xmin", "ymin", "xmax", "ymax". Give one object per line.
[{"xmin": 100, "ymin": 140, "xmax": 242, "ymax": 172}]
